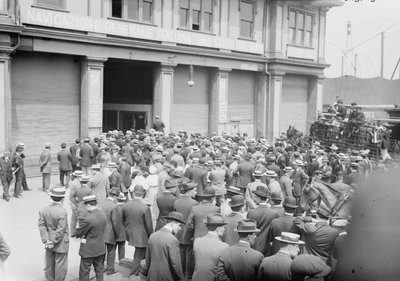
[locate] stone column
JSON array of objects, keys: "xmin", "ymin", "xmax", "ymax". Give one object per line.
[
  {"xmin": 307, "ymin": 76, "xmax": 324, "ymax": 131},
  {"xmin": 0, "ymin": 48, "xmax": 11, "ymax": 153},
  {"xmin": 266, "ymin": 71, "xmax": 284, "ymax": 141},
  {"xmin": 153, "ymin": 62, "xmax": 176, "ymax": 134},
  {"xmin": 267, "ymin": 1, "xmax": 284, "ymax": 58},
  {"xmin": 80, "ymin": 57, "xmax": 107, "ymax": 139},
  {"xmin": 209, "ymin": 68, "xmax": 230, "ymax": 135},
  {"xmin": 255, "ymin": 72, "xmax": 268, "ymax": 138}
]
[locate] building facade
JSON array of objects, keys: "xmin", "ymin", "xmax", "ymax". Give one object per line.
[{"xmin": 0, "ymin": 0, "xmax": 341, "ymax": 168}]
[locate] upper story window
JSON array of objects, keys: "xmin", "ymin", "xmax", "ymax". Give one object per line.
[
  {"xmin": 240, "ymin": 1, "xmax": 255, "ymax": 38},
  {"xmin": 36, "ymin": 0, "xmax": 65, "ymax": 9},
  {"xmin": 179, "ymin": 0, "xmax": 213, "ymax": 32},
  {"xmin": 289, "ymin": 10, "xmax": 313, "ymax": 47},
  {"xmin": 112, "ymin": 0, "xmax": 153, "ymax": 22}
]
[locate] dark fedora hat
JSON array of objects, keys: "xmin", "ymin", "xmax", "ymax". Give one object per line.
[
  {"xmin": 164, "ymin": 179, "xmax": 179, "ymax": 189},
  {"xmin": 252, "ymin": 185, "xmax": 269, "ymax": 199},
  {"xmin": 270, "ymin": 191, "xmax": 282, "ymax": 201},
  {"xmin": 163, "ymin": 211, "xmax": 186, "ymax": 225},
  {"xmin": 283, "ymin": 196, "xmax": 298, "ymax": 209},
  {"xmin": 234, "ymin": 219, "xmax": 260, "ymax": 233},
  {"xmin": 181, "ymin": 180, "xmax": 198, "ymax": 192},
  {"xmin": 203, "ymin": 213, "xmax": 227, "ymax": 226},
  {"xmin": 197, "ymin": 186, "xmax": 216, "ymax": 197},
  {"xmin": 229, "ymin": 195, "xmax": 245, "ymax": 208}
]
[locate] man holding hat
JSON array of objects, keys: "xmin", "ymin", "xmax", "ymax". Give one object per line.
[
  {"xmin": 192, "ymin": 214, "xmax": 229, "ymax": 281},
  {"xmin": 57, "ymin": 142, "xmax": 73, "ymax": 187},
  {"xmin": 209, "ymin": 159, "xmax": 228, "ymax": 207},
  {"xmin": 75, "ymin": 194, "xmax": 107, "ymax": 281},
  {"xmin": 39, "ymin": 143, "xmax": 53, "ymax": 192},
  {"xmin": 142, "ymin": 211, "xmax": 185, "ymax": 280},
  {"xmin": 215, "ymin": 219, "xmax": 263, "ymax": 281},
  {"xmin": 257, "ymin": 232, "xmax": 304, "ymax": 281},
  {"xmin": 38, "ymin": 187, "xmax": 69, "ymax": 281},
  {"xmin": 248, "ymin": 185, "xmax": 279, "ymax": 256},
  {"xmin": 0, "ymin": 151, "xmax": 13, "ymax": 201},
  {"xmin": 122, "ymin": 185, "xmax": 153, "ymax": 276}
]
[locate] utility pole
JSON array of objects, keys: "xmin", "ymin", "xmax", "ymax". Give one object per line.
[
  {"xmin": 341, "ymin": 56, "xmax": 344, "ymax": 76},
  {"xmin": 354, "ymin": 53, "xmax": 358, "ymax": 77},
  {"xmin": 344, "ymin": 21, "xmax": 351, "ymax": 76},
  {"xmin": 381, "ymin": 32, "xmax": 385, "ymax": 78}
]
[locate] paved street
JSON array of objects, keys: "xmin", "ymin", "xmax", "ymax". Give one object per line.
[{"xmin": 0, "ymin": 175, "xmax": 134, "ymax": 281}]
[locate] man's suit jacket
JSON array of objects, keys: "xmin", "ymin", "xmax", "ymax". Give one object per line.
[
  {"xmin": 0, "ymin": 156, "xmax": 13, "ymax": 181},
  {"xmin": 11, "ymin": 152, "xmax": 24, "ymax": 177},
  {"xmin": 156, "ymin": 192, "xmax": 178, "ymax": 230},
  {"xmin": 57, "ymin": 149, "xmax": 72, "ymax": 171},
  {"xmin": 257, "ymin": 251, "xmax": 293, "ymax": 281},
  {"xmin": 69, "ymin": 143, "xmax": 79, "ymax": 165},
  {"xmin": 98, "ymin": 198, "xmax": 116, "ymax": 244},
  {"xmin": 247, "ymin": 205, "xmax": 279, "ymax": 255},
  {"xmin": 122, "ymin": 198, "xmax": 153, "ymax": 247},
  {"xmin": 306, "ymin": 160, "xmax": 320, "ymax": 177},
  {"xmin": 173, "ymin": 194, "xmax": 198, "ymax": 244},
  {"xmin": 79, "ymin": 143, "xmax": 93, "ymax": 167},
  {"xmin": 143, "ymin": 228, "xmax": 184, "ymax": 281},
  {"xmin": 76, "ymin": 208, "xmax": 107, "ymax": 258},
  {"xmin": 235, "ymin": 160, "xmax": 256, "ymax": 188},
  {"xmin": 121, "ymin": 144, "xmax": 134, "ymax": 166},
  {"xmin": 89, "ymin": 172, "xmax": 110, "ymax": 202},
  {"xmin": 223, "ymin": 212, "xmax": 244, "ymax": 246},
  {"xmin": 186, "ymin": 201, "xmax": 220, "ymax": 240},
  {"xmin": 109, "ymin": 170, "xmax": 126, "ymax": 193},
  {"xmin": 111, "ymin": 203, "xmax": 126, "ymax": 242},
  {"xmin": 192, "ymin": 232, "xmax": 229, "ymax": 281},
  {"xmin": 184, "ymin": 166, "xmax": 208, "ymax": 194},
  {"xmin": 209, "ymin": 168, "xmax": 227, "ymax": 195},
  {"xmin": 279, "ymin": 174, "xmax": 293, "ymax": 198},
  {"xmin": 39, "ymin": 149, "xmax": 52, "ymax": 173},
  {"xmin": 38, "ymin": 202, "xmax": 69, "ymax": 254},
  {"xmin": 119, "ymin": 163, "xmax": 132, "ymax": 188},
  {"xmin": 292, "ymin": 167, "xmax": 309, "ymax": 197},
  {"xmin": 293, "ymin": 218, "xmax": 339, "ymax": 262},
  {"xmin": 215, "ymin": 241, "xmax": 263, "ymax": 281},
  {"xmin": 267, "ymin": 215, "xmax": 300, "ymax": 255}
]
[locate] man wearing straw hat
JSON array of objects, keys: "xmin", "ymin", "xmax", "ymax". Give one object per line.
[
  {"xmin": 257, "ymin": 232, "xmax": 304, "ymax": 281},
  {"xmin": 215, "ymin": 219, "xmax": 263, "ymax": 281},
  {"xmin": 38, "ymin": 187, "xmax": 69, "ymax": 281},
  {"xmin": 39, "ymin": 142, "xmax": 53, "ymax": 192}
]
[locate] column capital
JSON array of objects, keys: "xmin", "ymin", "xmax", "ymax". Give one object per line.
[
  {"xmin": 160, "ymin": 62, "xmax": 177, "ymax": 72},
  {"xmin": 0, "ymin": 47, "xmax": 14, "ymax": 60},
  {"xmin": 268, "ymin": 68, "xmax": 285, "ymax": 77},
  {"xmin": 84, "ymin": 57, "xmax": 108, "ymax": 67},
  {"xmin": 310, "ymin": 75, "xmax": 326, "ymax": 82}
]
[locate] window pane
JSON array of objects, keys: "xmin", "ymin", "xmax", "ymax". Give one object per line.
[
  {"xmin": 241, "ymin": 2, "xmax": 253, "ymax": 22},
  {"xmin": 204, "ymin": 13, "xmax": 211, "ymax": 32},
  {"xmin": 289, "ymin": 11, "xmax": 296, "ymax": 28},
  {"xmin": 240, "ymin": 21, "xmax": 251, "ymax": 38},
  {"xmin": 192, "ymin": 0, "xmax": 200, "ymax": 10},
  {"xmin": 192, "ymin": 10, "xmax": 200, "ymax": 30},
  {"xmin": 297, "ymin": 29, "xmax": 304, "ymax": 45},
  {"xmin": 289, "ymin": 27, "xmax": 295, "ymax": 44},
  {"xmin": 143, "ymin": 1, "xmax": 152, "ymax": 21},
  {"xmin": 180, "ymin": 0, "xmax": 189, "ymax": 9},
  {"xmin": 127, "ymin": 0, "xmax": 139, "ymax": 20},
  {"xmin": 203, "ymin": 0, "xmax": 212, "ymax": 12},
  {"xmin": 306, "ymin": 31, "xmax": 312, "ymax": 46},
  {"xmin": 112, "ymin": 0, "xmax": 122, "ymax": 18},
  {"xmin": 180, "ymin": 8, "xmax": 188, "ymax": 27},
  {"xmin": 37, "ymin": 0, "xmax": 63, "ymax": 8},
  {"xmin": 305, "ymin": 15, "xmax": 312, "ymax": 31},
  {"xmin": 297, "ymin": 12, "xmax": 304, "ymax": 30}
]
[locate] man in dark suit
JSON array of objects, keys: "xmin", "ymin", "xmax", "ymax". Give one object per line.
[
  {"xmin": 108, "ymin": 162, "xmax": 127, "ymax": 196},
  {"xmin": 79, "ymin": 138, "xmax": 94, "ymax": 176},
  {"xmin": 173, "ymin": 181, "xmax": 198, "ymax": 279},
  {"xmin": 38, "ymin": 187, "xmax": 69, "ymax": 281},
  {"xmin": 0, "ymin": 151, "xmax": 13, "ymax": 201},
  {"xmin": 142, "ymin": 211, "xmax": 185, "ymax": 280},
  {"xmin": 223, "ymin": 194, "xmax": 245, "ymax": 246},
  {"xmin": 156, "ymin": 179, "xmax": 179, "ymax": 231},
  {"xmin": 111, "ymin": 193, "xmax": 127, "ymax": 261},
  {"xmin": 257, "ymin": 232, "xmax": 304, "ymax": 281},
  {"xmin": 70, "ymin": 138, "xmax": 80, "ymax": 172},
  {"xmin": 11, "ymin": 148, "xmax": 24, "ymax": 198},
  {"xmin": 233, "ymin": 153, "xmax": 255, "ymax": 189},
  {"xmin": 119, "ymin": 157, "xmax": 132, "ymax": 191},
  {"xmin": 184, "ymin": 158, "xmax": 208, "ymax": 194},
  {"xmin": 247, "ymin": 186, "xmax": 279, "ymax": 256},
  {"xmin": 98, "ymin": 187, "xmax": 119, "ymax": 275},
  {"xmin": 39, "ymin": 143, "xmax": 53, "ymax": 192},
  {"xmin": 152, "ymin": 115, "xmax": 165, "ymax": 133},
  {"xmin": 267, "ymin": 196, "xmax": 301, "ymax": 255},
  {"xmin": 122, "ymin": 185, "xmax": 153, "ymax": 276},
  {"xmin": 215, "ymin": 220, "xmax": 263, "ymax": 280},
  {"xmin": 292, "ymin": 160, "xmax": 309, "ymax": 205},
  {"xmin": 57, "ymin": 142, "xmax": 73, "ymax": 187},
  {"xmin": 75, "ymin": 194, "xmax": 107, "ymax": 281}
]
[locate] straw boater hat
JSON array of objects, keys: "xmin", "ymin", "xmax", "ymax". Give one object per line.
[
  {"xmin": 253, "ymin": 170, "xmax": 265, "ymax": 177},
  {"xmin": 234, "ymin": 219, "xmax": 260, "ymax": 233},
  {"xmin": 117, "ymin": 193, "xmax": 126, "ymax": 202},
  {"xmin": 265, "ymin": 170, "xmax": 278, "ymax": 177},
  {"xmin": 203, "ymin": 213, "xmax": 227, "ymax": 226},
  {"xmin": 91, "ymin": 164, "xmax": 101, "ymax": 170},
  {"xmin": 275, "ymin": 232, "xmax": 305, "ymax": 245},
  {"xmin": 80, "ymin": 175, "xmax": 91, "ymax": 183},
  {"xmin": 72, "ymin": 170, "xmax": 83, "ymax": 177},
  {"xmin": 49, "ymin": 187, "xmax": 66, "ymax": 197},
  {"xmin": 226, "ymin": 186, "xmax": 242, "ymax": 195},
  {"xmin": 284, "ymin": 166, "xmax": 293, "ymax": 172},
  {"xmin": 83, "ymin": 194, "xmax": 97, "ymax": 204},
  {"xmin": 44, "ymin": 142, "xmax": 52, "ymax": 148},
  {"xmin": 163, "ymin": 211, "xmax": 186, "ymax": 225},
  {"xmin": 108, "ymin": 162, "xmax": 117, "ymax": 168},
  {"xmin": 293, "ymin": 159, "xmax": 304, "ymax": 166}
]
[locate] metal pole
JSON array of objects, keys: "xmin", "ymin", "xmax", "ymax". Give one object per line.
[
  {"xmin": 381, "ymin": 32, "xmax": 385, "ymax": 78},
  {"xmin": 341, "ymin": 56, "xmax": 344, "ymax": 76},
  {"xmin": 391, "ymin": 57, "xmax": 400, "ymax": 80},
  {"xmin": 354, "ymin": 53, "xmax": 358, "ymax": 77}
]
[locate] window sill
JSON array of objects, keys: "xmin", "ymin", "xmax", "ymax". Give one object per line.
[
  {"xmin": 107, "ymin": 17, "xmax": 157, "ymax": 27},
  {"xmin": 287, "ymin": 44, "xmax": 314, "ymax": 50},
  {"xmin": 238, "ymin": 37, "xmax": 256, "ymax": 42},
  {"xmin": 31, "ymin": 4, "xmax": 69, "ymax": 13},
  {"xmin": 177, "ymin": 27, "xmax": 216, "ymax": 36}
]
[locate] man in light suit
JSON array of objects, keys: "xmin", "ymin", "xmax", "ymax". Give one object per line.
[
  {"xmin": 38, "ymin": 187, "xmax": 69, "ymax": 281},
  {"xmin": 280, "ymin": 166, "xmax": 294, "ymax": 199},
  {"xmin": 39, "ymin": 143, "xmax": 52, "ymax": 192},
  {"xmin": 215, "ymin": 219, "xmax": 263, "ymax": 281},
  {"xmin": 184, "ymin": 158, "xmax": 208, "ymax": 194},
  {"xmin": 75, "ymin": 194, "xmax": 107, "ymax": 281},
  {"xmin": 192, "ymin": 213, "xmax": 229, "ymax": 281},
  {"xmin": 122, "ymin": 185, "xmax": 153, "ymax": 276},
  {"xmin": 209, "ymin": 159, "xmax": 227, "ymax": 206},
  {"xmin": 142, "ymin": 211, "xmax": 185, "ymax": 281},
  {"xmin": 89, "ymin": 164, "xmax": 109, "ymax": 202}
]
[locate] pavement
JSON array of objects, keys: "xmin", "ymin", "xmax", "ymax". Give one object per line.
[{"xmin": 0, "ymin": 175, "xmax": 136, "ymax": 281}]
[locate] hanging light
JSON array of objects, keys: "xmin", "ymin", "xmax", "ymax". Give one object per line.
[{"xmin": 188, "ymin": 64, "xmax": 194, "ymax": 87}]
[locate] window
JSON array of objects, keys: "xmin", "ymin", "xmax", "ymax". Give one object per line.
[
  {"xmin": 112, "ymin": 0, "xmax": 153, "ymax": 22},
  {"xmin": 289, "ymin": 10, "xmax": 314, "ymax": 47},
  {"xmin": 36, "ymin": 0, "xmax": 65, "ymax": 9},
  {"xmin": 240, "ymin": 1, "xmax": 255, "ymax": 38},
  {"xmin": 179, "ymin": 0, "xmax": 213, "ymax": 32}
]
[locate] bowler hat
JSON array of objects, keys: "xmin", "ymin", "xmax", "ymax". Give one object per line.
[
  {"xmin": 203, "ymin": 213, "xmax": 227, "ymax": 226},
  {"xmin": 49, "ymin": 187, "xmax": 66, "ymax": 197},
  {"xmin": 197, "ymin": 186, "xmax": 216, "ymax": 197},
  {"xmin": 291, "ymin": 254, "xmax": 331, "ymax": 278},
  {"xmin": 109, "ymin": 187, "xmax": 120, "ymax": 196},
  {"xmin": 228, "ymin": 195, "xmax": 245, "ymax": 208},
  {"xmin": 283, "ymin": 196, "xmax": 298, "ymax": 209},
  {"xmin": 270, "ymin": 191, "xmax": 282, "ymax": 201},
  {"xmin": 252, "ymin": 185, "xmax": 269, "ymax": 199},
  {"xmin": 234, "ymin": 219, "xmax": 260, "ymax": 233},
  {"xmin": 275, "ymin": 232, "xmax": 305, "ymax": 245},
  {"xmin": 165, "ymin": 179, "xmax": 179, "ymax": 189},
  {"xmin": 83, "ymin": 194, "xmax": 97, "ymax": 203},
  {"xmin": 181, "ymin": 181, "xmax": 197, "ymax": 192},
  {"xmin": 163, "ymin": 211, "xmax": 186, "ymax": 225}
]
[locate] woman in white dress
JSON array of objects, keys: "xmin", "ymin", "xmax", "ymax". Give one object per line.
[{"xmin": 145, "ymin": 165, "xmax": 159, "ymax": 228}]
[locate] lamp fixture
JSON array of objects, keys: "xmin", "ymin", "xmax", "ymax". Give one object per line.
[{"xmin": 188, "ymin": 64, "xmax": 194, "ymax": 87}]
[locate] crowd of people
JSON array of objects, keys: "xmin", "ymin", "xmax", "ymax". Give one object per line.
[{"xmin": 0, "ymin": 116, "xmax": 397, "ymax": 281}]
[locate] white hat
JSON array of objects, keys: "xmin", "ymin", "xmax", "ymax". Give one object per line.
[{"xmin": 275, "ymin": 232, "xmax": 305, "ymax": 244}]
